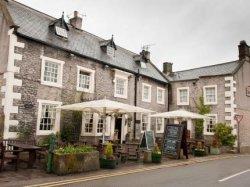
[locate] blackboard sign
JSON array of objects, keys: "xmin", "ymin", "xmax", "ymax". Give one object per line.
[
  {"xmin": 140, "ymin": 131, "xmax": 155, "ymax": 150},
  {"xmin": 163, "ymin": 124, "xmax": 183, "ymax": 158}
]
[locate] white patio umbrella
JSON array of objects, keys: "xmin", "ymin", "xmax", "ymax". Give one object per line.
[
  {"xmin": 150, "ymin": 109, "xmax": 209, "ymax": 123},
  {"xmin": 58, "ymin": 99, "xmax": 154, "ymax": 142}
]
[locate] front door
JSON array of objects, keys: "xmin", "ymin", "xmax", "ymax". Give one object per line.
[{"xmin": 115, "ymin": 118, "xmax": 122, "ymax": 141}]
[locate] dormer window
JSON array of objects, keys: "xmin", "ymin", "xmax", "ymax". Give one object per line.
[
  {"xmin": 140, "ymin": 61, "xmax": 147, "ymax": 69},
  {"xmin": 100, "ymin": 35, "xmax": 117, "ymax": 58},
  {"xmin": 49, "ymin": 12, "xmax": 69, "ymax": 40},
  {"xmin": 107, "ymin": 46, "xmax": 115, "ymax": 58},
  {"xmin": 55, "ymin": 26, "xmax": 68, "ymax": 38}
]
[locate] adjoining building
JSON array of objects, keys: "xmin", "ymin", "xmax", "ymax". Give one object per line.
[
  {"xmin": 164, "ymin": 41, "xmax": 250, "ymax": 153},
  {"xmin": 0, "ymin": 0, "xmax": 168, "ymax": 143}
]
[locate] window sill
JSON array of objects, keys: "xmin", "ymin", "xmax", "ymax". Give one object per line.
[
  {"xmin": 204, "ymin": 132, "xmax": 214, "ymax": 136},
  {"xmin": 142, "ymin": 99, "xmax": 151, "ymax": 103},
  {"xmin": 76, "ymin": 87, "xmax": 94, "ymax": 93},
  {"xmin": 157, "ymin": 101, "xmax": 165, "ymax": 105},
  {"xmin": 114, "ymin": 94, "xmax": 127, "ymax": 99},
  {"xmin": 177, "ymin": 102, "xmax": 189, "ymax": 106},
  {"xmin": 204, "ymin": 102, "xmax": 217, "ymax": 106},
  {"xmin": 37, "ymin": 130, "xmax": 57, "ymax": 136},
  {"xmin": 41, "ymin": 81, "xmax": 62, "ymax": 88}
]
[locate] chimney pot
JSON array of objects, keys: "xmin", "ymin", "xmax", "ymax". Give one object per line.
[
  {"xmin": 238, "ymin": 40, "xmax": 250, "ymax": 61},
  {"xmin": 163, "ymin": 62, "xmax": 173, "ymax": 76},
  {"xmin": 70, "ymin": 11, "xmax": 82, "ymax": 30}
]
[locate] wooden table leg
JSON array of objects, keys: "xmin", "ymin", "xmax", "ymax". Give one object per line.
[{"xmin": 28, "ymin": 150, "xmax": 36, "ymax": 168}]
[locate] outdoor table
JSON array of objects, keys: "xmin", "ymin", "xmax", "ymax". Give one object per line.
[{"xmin": 8, "ymin": 143, "xmax": 41, "ymax": 169}]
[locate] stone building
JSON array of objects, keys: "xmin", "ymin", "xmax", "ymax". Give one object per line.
[
  {"xmin": 165, "ymin": 41, "xmax": 250, "ymax": 152},
  {"xmin": 0, "ymin": 0, "xmax": 168, "ymax": 142}
]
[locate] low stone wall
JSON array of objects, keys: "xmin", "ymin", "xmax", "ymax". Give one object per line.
[{"xmin": 52, "ymin": 151, "xmax": 100, "ymax": 175}]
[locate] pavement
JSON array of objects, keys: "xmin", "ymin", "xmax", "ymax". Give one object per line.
[{"xmin": 0, "ymin": 154, "xmax": 249, "ymax": 187}]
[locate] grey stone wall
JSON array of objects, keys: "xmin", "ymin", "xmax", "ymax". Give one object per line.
[{"xmin": 9, "ymin": 36, "xmax": 168, "ymax": 140}]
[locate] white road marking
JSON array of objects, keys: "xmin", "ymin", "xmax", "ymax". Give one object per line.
[{"xmin": 219, "ymin": 169, "xmax": 250, "ymax": 182}]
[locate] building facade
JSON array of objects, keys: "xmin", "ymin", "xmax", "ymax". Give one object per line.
[
  {"xmin": 165, "ymin": 41, "xmax": 250, "ymax": 152},
  {"xmin": 0, "ymin": 0, "xmax": 168, "ymax": 143}
]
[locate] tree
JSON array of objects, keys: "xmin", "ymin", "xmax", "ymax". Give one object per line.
[{"xmin": 195, "ymin": 97, "xmax": 211, "ymax": 139}]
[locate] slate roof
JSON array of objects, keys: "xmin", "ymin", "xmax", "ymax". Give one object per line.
[
  {"xmin": 168, "ymin": 60, "xmax": 241, "ymax": 82},
  {"xmin": 6, "ymin": 0, "xmax": 168, "ymax": 83}
]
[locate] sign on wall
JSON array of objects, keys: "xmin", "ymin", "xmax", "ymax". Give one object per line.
[{"xmin": 246, "ymin": 86, "xmax": 250, "ymax": 97}]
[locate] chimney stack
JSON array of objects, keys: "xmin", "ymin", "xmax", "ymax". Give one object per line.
[
  {"xmin": 238, "ymin": 40, "xmax": 250, "ymax": 61},
  {"xmin": 163, "ymin": 62, "xmax": 173, "ymax": 76},
  {"xmin": 69, "ymin": 11, "xmax": 82, "ymax": 30}
]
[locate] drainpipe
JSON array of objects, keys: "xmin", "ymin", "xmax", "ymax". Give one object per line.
[{"xmin": 133, "ymin": 69, "xmax": 140, "ymax": 140}]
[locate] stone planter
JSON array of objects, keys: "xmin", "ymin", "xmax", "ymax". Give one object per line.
[
  {"xmin": 151, "ymin": 153, "xmax": 162, "ymax": 163},
  {"xmin": 100, "ymin": 158, "xmax": 118, "ymax": 169},
  {"xmin": 52, "ymin": 151, "xmax": 100, "ymax": 175},
  {"xmin": 210, "ymin": 147, "xmax": 220, "ymax": 155}
]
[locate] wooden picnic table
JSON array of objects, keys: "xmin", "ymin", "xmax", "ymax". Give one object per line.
[{"xmin": 8, "ymin": 143, "xmax": 41, "ymax": 169}]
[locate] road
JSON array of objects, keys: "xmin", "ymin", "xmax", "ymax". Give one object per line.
[{"xmin": 25, "ymin": 155, "xmax": 250, "ymax": 187}]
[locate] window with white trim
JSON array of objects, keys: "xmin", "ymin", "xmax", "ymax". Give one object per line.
[
  {"xmin": 37, "ymin": 100, "xmax": 62, "ymax": 135},
  {"xmin": 156, "ymin": 118, "xmax": 164, "ymax": 133},
  {"xmin": 203, "ymin": 85, "xmax": 217, "ymax": 105},
  {"xmin": 41, "ymin": 56, "xmax": 64, "ymax": 88},
  {"xmin": 157, "ymin": 87, "xmax": 165, "ymax": 104},
  {"xmin": 204, "ymin": 114, "xmax": 217, "ymax": 135},
  {"xmin": 142, "ymin": 83, "xmax": 151, "ymax": 102},
  {"xmin": 77, "ymin": 66, "xmax": 95, "ymax": 93},
  {"xmin": 141, "ymin": 114, "xmax": 150, "ymax": 132},
  {"xmin": 177, "ymin": 87, "xmax": 189, "ymax": 105},
  {"xmin": 114, "ymin": 72, "xmax": 129, "ymax": 99},
  {"xmin": 97, "ymin": 116, "xmax": 104, "ymax": 134},
  {"xmin": 84, "ymin": 113, "xmax": 94, "ymax": 133}
]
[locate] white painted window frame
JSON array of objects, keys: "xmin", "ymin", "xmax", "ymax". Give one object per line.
[
  {"xmin": 177, "ymin": 87, "xmax": 189, "ymax": 106},
  {"xmin": 157, "ymin": 87, "xmax": 165, "ymax": 104},
  {"xmin": 203, "ymin": 114, "xmax": 218, "ymax": 135},
  {"xmin": 203, "ymin": 85, "xmax": 217, "ymax": 105},
  {"xmin": 36, "ymin": 99, "xmax": 62, "ymax": 136},
  {"xmin": 40, "ymin": 56, "xmax": 64, "ymax": 88},
  {"xmin": 141, "ymin": 113, "xmax": 150, "ymax": 133},
  {"xmin": 142, "ymin": 83, "xmax": 152, "ymax": 103},
  {"xmin": 76, "ymin": 65, "xmax": 95, "ymax": 93},
  {"xmin": 155, "ymin": 117, "xmax": 164, "ymax": 133},
  {"xmin": 114, "ymin": 70, "xmax": 129, "ymax": 99}
]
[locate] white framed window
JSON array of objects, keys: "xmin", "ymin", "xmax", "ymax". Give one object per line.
[
  {"xmin": 157, "ymin": 87, "xmax": 165, "ymax": 104},
  {"xmin": 204, "ymin": 114, "xmax": 217, "ymax": 135},
  {"xmin": 97, "ymin": 116, "xmax": 104, "ymax": 135},
  {"xmin": 177, "ymin": 87, "xmax": 189, "ymax": 105},
  {"xmin": 156, "ymin": 118, "xmax": 164, "ymax": 133},
  {"xmin": 36, "ymin": 99, "xmax": 62, "ymax": 135},
  {"xmin": 141, "ymin": 114, "xmax": 150, "ymax": 133},
  {"xmin": 84, "ymin": 112, "xmax": 94, "ymax": 133},
  {"xmin": 41, "ymin": 56, "xmax": 64, "ymax": 88},
  {"xmin": 114, "ymin": 71, "xmax": 129, "ymax": 99},
  {"xmin": 76, "ymin": 66, "xmax": 95, "ymax": 93},
  {"xmin": 203, "ymin": 85, "xmax": 217, "ymax": 105},
  {"xmin": 142, "ymin": 83, "xmax": 152, "ymax": 102}
]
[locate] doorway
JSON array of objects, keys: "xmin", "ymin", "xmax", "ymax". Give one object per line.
[{"xmin": 115, "ymin": 117, "xmax": 122, "ymax": 141}]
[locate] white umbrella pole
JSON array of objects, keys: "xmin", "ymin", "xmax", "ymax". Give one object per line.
[{"xmin": 102, "ymin": 107, "xmax": 107, "ymax": 143}]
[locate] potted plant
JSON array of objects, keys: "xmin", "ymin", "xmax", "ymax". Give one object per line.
[
  {"xmin": 100, "ymin": 142, "xmax": 118, "ymax": 169},
  {"xmin": 151, "ymin": 145, "xmax": 162, "ymax": 163},
  {"xmin": 210, "ymin": 138, "xmax": 220, "ymax": 155},
  {"xmin": 194, "ymin": 141, "xmax": 205, "ymax": 157}
]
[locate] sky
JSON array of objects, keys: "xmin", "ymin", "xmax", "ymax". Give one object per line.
[{"xmin": 16, "ymin": 0, "xmax": 250, "ymax": 71}]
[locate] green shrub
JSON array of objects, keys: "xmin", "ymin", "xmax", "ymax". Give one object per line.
[
  {"xmin": 54, "ymin": 145, "xmax": 95, "ymax": 155},
  {"xmin": 214, "ymin": 123, "xmax": 236, "ymax": 147},
  {"xmin": 195, "ymin": 97, "xmax": 211, "ymax": 139},
  {"xmin": 105, "ymin": 143, "xmax": 114, "ymax": 159}
]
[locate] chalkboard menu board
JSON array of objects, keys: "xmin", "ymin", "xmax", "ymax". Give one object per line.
[
  {"xmin": 163, "ymin": 124, "xmax": 183, "ymax": 158},
  {"xmin": 140, "ymin": 131, "xmax": 155, "ymax": 150}
]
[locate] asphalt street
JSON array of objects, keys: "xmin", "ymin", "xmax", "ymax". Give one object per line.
[{"xmin": 66, "ymin": 155, "xmax": 250, "ymax": 187}]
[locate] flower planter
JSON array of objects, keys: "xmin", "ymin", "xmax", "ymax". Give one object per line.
[
  {"xmin": 52, "ymin": 151, "xmax": 100, "ymax": 175},
  {"xmin": 210, "ymin": 147, "xmax": 220, "ymax": 155},
  {"xmin": 100, "ymin": 158, "xmax": 118, "ymax": 169},
  {"xmin": 151, "ymin": 153, "xmax": 162, "ymax": 163},
  {"xmin": 194, "ymin": 149, "xmax": 205, "ymax": 157}
]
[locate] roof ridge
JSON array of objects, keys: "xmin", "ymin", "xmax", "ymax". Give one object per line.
[
  {"xmin": 13, "ymin": 0, "xmax": 139, "ymax": 57},
  {"xmin": 174, "ymin": 60, "xmax": 238, "ymax": 73}
]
